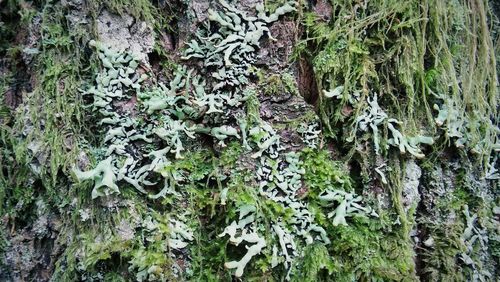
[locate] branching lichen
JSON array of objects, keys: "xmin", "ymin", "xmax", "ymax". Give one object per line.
[
  {"xmin": 318, "ymin": 189, "xmax": 377, "ymax": 226},
  {"xmin": 218, "ymin": 205, "xmax": 266, "ymax": 278},
  {"xmin": 351, "ymin": 94, "xmax": 434, "ymax": 158}
]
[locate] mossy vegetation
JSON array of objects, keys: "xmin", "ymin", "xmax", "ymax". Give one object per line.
[
  {"xmin": 300, "ymin": 148, "xmax": 417, "ymax": 281},
  {"xmin": 297, "ymin": 0, "xmax": 499, "ymax": 281},
  {"xmin": 299, "ymin": 0, "xmax": 498, "ymax": 165},
  {"xmin": 301, "ymin": 148, "xmax": 352, "ymax": 195},
  {"xmin": 257, "ymin": 70, "xmax": 300, "ymax": 97}
]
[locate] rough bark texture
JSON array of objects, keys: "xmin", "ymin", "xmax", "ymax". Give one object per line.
[{"xmin": 0, "ymin": 0, "xmax": 499, "ymax": 281}]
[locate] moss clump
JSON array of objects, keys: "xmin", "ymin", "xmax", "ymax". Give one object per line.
[
  {"xmin": 257, "ymin": 70, "xmax": 300, "ymax": 97},
  {"xmin": 292, "ymin": 243, "xmax": 334, "ymax": 282},
  {"xmin": 325, "ymin": 219, "xmax": 416, "ymax": 281},
  {"xmin": 417, "ymin": 157, "xmax": 498, "ymax": 281},
  {"xmin": 301, "ymin": 148, "xmax": 352, "ymax": 197},
  {"xmin": 299, "ymin": 148, "xmax": 416, "ymax": 280},
  {"xmin": 88, "ymin": 0, "xmax": 168, "ymax": 31},
  {"xmin": 10, "ymin": 1, "xmax": 92, "ymax": 193}
]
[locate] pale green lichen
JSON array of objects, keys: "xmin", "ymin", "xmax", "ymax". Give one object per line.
[
  {"xmin": 75, "ymin": 42, "xmax": 209, "ymax": 199},
  {"xmin": 298, "ymin": 121, "xmax": 322, "ymax": 149},
  {"xmin": 484, "ymin": 157, "xmax": 499, "ymax": 180},
  {"xmin": 73, "ymin": 1, "xmax": 298, "ymax": 278},
  {"xmin": 75, "ymin": 40, "xmax": 152, "ymax": 197},
  {"xmin": 137, "ymin": 67, "xmax": 191, "ymax": 115},
  {"xmin": 249, "ymin": 121, "xmax": 282, "ymax": 159},
  {"xmin": 182, "ymin": 0, "xmax": 296, "ymax": 117},
  {"xmin": 374, "ymin": 163, "xmax": 388, "ymax": 184},
  {"xmin": 211, "ymin": 125, "xmax": 241, "ymax": 147},
  {"xmin": 322, "ymin": 86, "xmax": 361, "ymax": 107},
  {"xmin": 253, "ymin": 134, "xmax": 331, "ymax": 277},
  {"xmin": 154, "ymin": 117, "xmax": 196, "ymax": 159},
  {"xmin": 218, "ymin": 205, "xmax": 266, "ymax": 278},
  {"xmin": 460, "ymin": 205, "xmax": 492, "ymax": 280},
  {"xmin": 353, "ymin": 94, "xmax": 434, "ymax": 158},
  {"xmin": 129, "ymin": 211, "xmax": 194, "ymax": 281},
  {"xmin": 387, "ymin": 121, "xmax": 434, "ymax": 159},
  {"xmin": 71, "ymin": 1, "xmax": 371, "ymax": 280},
  {"xmin": 318, "ymin": 189, "xmax": 377, "ymax": 226},
  {"xmin": 73, "ymin": 157, "xmax": 119, "ymax": 199},
  {"xmin": 322, "ymin": 86, "xmax": 344, "ymax": 99},
  {"xmin": 433, "ymin": 98, "xmax": 500, "ymax": 160},
  {"xmin": 433, "ymin": 101, "xmax": 467, "ymax": 148}
]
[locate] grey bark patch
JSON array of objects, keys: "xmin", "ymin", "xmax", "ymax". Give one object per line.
[
  {"xmin": 61, "ymin": 0, "xmax": 89, "ymax": 33},
  {"xmin": 117, "ymin": 220, "xmax": 135, "ymax": 241},
  {"xmin": 260, "ymin": 91, "xmax": 318, "ymax": 152},
  {"xmin": 4, "ymin": 234, "xmax": 36, "ymax": 281},
  {"xmin": 2, "ymin": 214, "xmax": 62, "ymax": 282},
  {"xmin": 22, "ymin": 15, "xmax": 42, "ymax": 67},
  {"xmin": 402, "ymin": 160, "xmax": 422, "ymax": 213},
  {"xmin": 190, "ymin": 0, "xmax": 210, "ymax": 22},
  {"xmin": 27, "ymin": 141, "xmax": 48, "ymax": 176},
  {"xmin": 261, "ymin": 95, "xmax": 313, "ymax": 123},
  {"xmin": 96, "ymin": 10, "xmax": 154, "ymax": 64}
]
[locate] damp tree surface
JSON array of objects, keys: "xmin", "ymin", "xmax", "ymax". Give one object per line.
[{"xmin": 0, "ymin": 0, "xmax": 499, "ymax": 281}]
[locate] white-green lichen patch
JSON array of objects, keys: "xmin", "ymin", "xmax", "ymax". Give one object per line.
[
  {"xmin": 71, "ymin": 1, "xmax": 382, "ymax": 280},
  {"xmin": 318, "ymin": 189, "xmax": 378, "ymax": 226},
  {"xmin": 348, "ymin": 94, "xmax": 434, "ymax": 158}
]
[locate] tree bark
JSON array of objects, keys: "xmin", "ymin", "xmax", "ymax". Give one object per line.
[{"xmin": 0, "ymin": 0, "xmax": 498, "ymax": 281}]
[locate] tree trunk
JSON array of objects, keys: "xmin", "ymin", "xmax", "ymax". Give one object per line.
[{"xmin": 0, "ymin": 0, "xmax": 498, "ymax": 281}]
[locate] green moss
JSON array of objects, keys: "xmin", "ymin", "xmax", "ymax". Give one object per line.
[
  {"xmin": 0, "ymin": 1, "xmax": 34, "ymax": 53},
  {"xmin": 293, "ymin": 243, "xmax": 334, "ymax": 282},
  {"xmin": 0, "ymin": 3, "xmax": 40, "ymax": 221},
  {"xmin": 261, "ymin": 199, "xmax": 294, "ymax": 222},
  {"xmin": 257, "ymin": 70, "xmax": 300, "ymax": 97},
  {"xmin": 7, "ymin": 1, "xmax": 93, "ymax": 199},
  {"xmin": 301, "ymin": 148, "xmax": 352, "ymax": 198},
  {"xmin": 54, "ymin": 202, "xmax": 194, "ymax": 281},
  {"xmin": 264, "ymin": 0, "xmax": 293, "ymax": 14},
  {"xmin": 168, "ymin": 148, "xmax": 214, "ymax": 182},
  {"xmin": 88, "ymin": 0, "xmax": 166, "ymax": 31},
  {"xmin": 188, "ymin": 176, "xmax": 252, "ymax": 281},
  {"xmin": 245, "ymin": 90, "xmax": 262, "ymax": 126},
  {"xmin": 417, "ymin": 158, "xmax": 497, "ymax": 281},
  {"xmin": 0, "ymin": 75, "xmax": 11, "ymax": 120},
  {"xmin": 0, "ymin": 127, "xmax": 36, "ymax": 219},
  {"xmin": 298, "ymin": 147, "xmax": 416, "ymax": 280},
  {"xmin": 103, "ymin": 272, "xmax": 127, "ymax": 282},
  {"xmin": 324, "ymin": 217, "xmax": 416, "ymax": 281},
  {"xmin": 418, "ymin": 219, "xmax": 466, "ymax": 281},
  {"xmin": 386, "ymin": 160, "xmax": 412, "ymax": 234},
  {"xmin": 219, "ymin": 141, "xmax": 243, "ymax": 168},
  {"xmin": 190, "ymin": 228, "xmax": 231, "ymax": 282}
]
